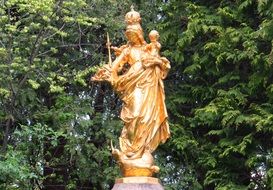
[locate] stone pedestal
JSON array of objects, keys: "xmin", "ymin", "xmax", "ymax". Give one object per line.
[{"xmin": 112, "ymin": 177, "xmax": 164, "ymax": 190}]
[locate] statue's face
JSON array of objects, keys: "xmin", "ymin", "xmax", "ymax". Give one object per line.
[{"xmin": 125, "ymin": 30, "xmax": 142, "ymax": 45}]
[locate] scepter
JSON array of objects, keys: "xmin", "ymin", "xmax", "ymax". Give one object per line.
[{"xmin": 106, "ymin": 32, "xmax": 112, "ymax": 67}]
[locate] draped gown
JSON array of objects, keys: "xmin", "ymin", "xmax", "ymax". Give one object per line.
[{"xmin": 113, "ymin": 45, "xmax": 170, "ymax": 159}]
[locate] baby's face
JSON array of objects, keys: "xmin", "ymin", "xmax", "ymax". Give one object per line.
[{"xmin": 149, "ymin": 34, "xmax": 158, "ymax": 42}]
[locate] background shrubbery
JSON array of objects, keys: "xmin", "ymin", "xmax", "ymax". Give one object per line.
[{"xmin": 0, "ymin": 0, "xmax": 272, "ymax": 189}]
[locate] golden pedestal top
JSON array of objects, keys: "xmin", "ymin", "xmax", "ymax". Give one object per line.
[
  {"xmin": 115, "ymin": 177, "xmax": 160, "ymax": 184},
  {"xmin": 112, "ymin": 177, "xmax": 164, "ymax": 190}
]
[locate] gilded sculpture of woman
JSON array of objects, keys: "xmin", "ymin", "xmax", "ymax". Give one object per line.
[{"xmin": 92, "ymin": 7, "xmax": 170, "ymax": 177}]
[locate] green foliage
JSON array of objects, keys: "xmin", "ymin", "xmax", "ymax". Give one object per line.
[
  {"xmin": 158, "ymin": 0, "xmax": 273, "ymax": 189},
  {"xmin": 0, "ymin": 0, "xmax": 130, "ymax": 189},
  {"xmin": 0, "ymin": 0, "xmax": 272, "ymax": 189},
  {"xmin": 0, "ymin": 123, "xmax": 62, "ymax": 189}
]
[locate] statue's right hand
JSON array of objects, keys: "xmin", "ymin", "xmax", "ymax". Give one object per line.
[{"xmin": 91, "ymin": 65, "xmax": 112, "ymax": 82}]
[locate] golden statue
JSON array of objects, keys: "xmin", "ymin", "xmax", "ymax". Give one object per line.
[{"xmin": 92, "ymin": 6, "xmax": 171, "ymax": 177}]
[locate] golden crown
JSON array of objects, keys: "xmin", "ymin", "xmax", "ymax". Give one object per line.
[{"xmin": 125, "ymin": 5, "xmax": 141, "ymax": 24}]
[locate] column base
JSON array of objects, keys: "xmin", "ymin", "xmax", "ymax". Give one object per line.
[{"xmin": 112, "ymin": 177, "xmax": 164, "ymax": 190}]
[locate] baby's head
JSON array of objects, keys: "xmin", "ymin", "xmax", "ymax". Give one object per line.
[{"xmin": 149, "ymin": 30, "xmax": 159, "ymax": 42}]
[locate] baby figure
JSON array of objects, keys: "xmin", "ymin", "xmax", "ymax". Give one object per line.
[
  {"xmin": 142, "ymin": 30, "xmax": 171, "ymax": 78},
  {"xmin": 146, "ymin": 30, "xmax": 161, "ymax": 57},
  {"xmin": 142, "ymin": 30, "xmax": 161, "ymax": 68}
]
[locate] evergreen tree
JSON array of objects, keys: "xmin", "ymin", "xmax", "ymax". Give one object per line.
[
  {"xmin": 0, "ymin": 0, "xmax": 272, "ymax": 189},
  {"xmin": 158, "ymin": 0, "xmax": 273, "ymax": 189}
]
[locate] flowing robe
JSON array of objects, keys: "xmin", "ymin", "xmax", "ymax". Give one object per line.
[{"xmin": 114, "ymin": 47, "xmax": 170, "ymax": 159}]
